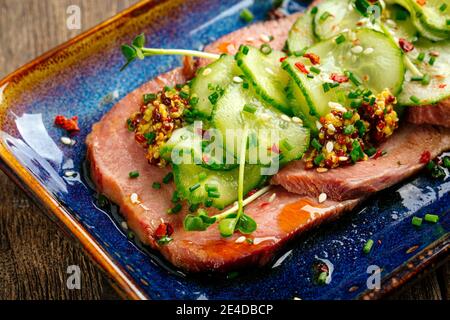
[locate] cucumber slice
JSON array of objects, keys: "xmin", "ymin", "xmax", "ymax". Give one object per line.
[
  {"xmin": 382, "ymin": 4, "xmax": 419, "ymax": 42},
  {"xmin": 284, "ymin": 28, "xmax": 404, "ymax": 117},
  {"xmin": 286, "ymin": 81, "xmax": 319, "ymax": 134},
  {"xmin": 173, "ymin": 163, "xmax": 263, "ymax": 210},
  {"xmin": 160, "ymin": 125, "xmax": 197, "ymax": 161},
  {"xmin": 407, "ymin": 0, "xmax": 450, "ymax": 39},
  {"xmin": 398, "ymin": 39, "xmax": 450, "ymax": 106},
  {"xmin": 283, "ymin": 56, "xmax": 353, "ymax": 118},
  {"xmin": 287, "ymin": 8, "xmax": 316, "ymax": 54},
  {"xmin": 212, "ymin": 84, "xmax": 310, "ymax": 167},
  {"xmin": 190, "ymin": 55, "xmax": 239, "ymax": 118},
  {"xmin": 235, "ymin": 46, "xmax": 292, "ymax": 115},
  {"xmin": 313, "ymin": 0, "xmax": 365, "ymax": 41}
]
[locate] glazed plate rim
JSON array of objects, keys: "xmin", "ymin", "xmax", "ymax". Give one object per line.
[{"xmin": 0, "ymin": 0, "xmax": 448, "ymax": 300}]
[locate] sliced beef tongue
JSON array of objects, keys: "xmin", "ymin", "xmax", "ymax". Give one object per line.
[
  {"xmin": 407, "ymin": 100, "xmax": 450, "ymax": 128},
  {"xmin": 272, "ymin": 125, "xmax": 450, "ymax": 201}
]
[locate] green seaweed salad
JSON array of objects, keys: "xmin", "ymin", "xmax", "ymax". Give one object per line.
[{"xmin": 120, "ymin": 0, "xmax": 450, "ymax": 241}]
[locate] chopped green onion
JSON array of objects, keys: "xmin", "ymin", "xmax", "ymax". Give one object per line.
[
  {"xmin": 440, "ymin": 3, "xmax": 448, "ymax": 12},
  {"xmin": 205, "ymin": 199, "xmax": 213, "ymax": 207},
  {"xmin": 129, "ymin": 171, "xmax": 139, "ymax": 179},
  {"xmin": 314, "ymin": 154, "xmax": 325, "ymax": 166},
  {"xmin": 143, "ymin": 93, "xmax": 157, "ymax": 104},
  {"xmin": 311, "ymin": 6, "xmax": 318, "ymax": 14},
  {"xmin": 345, "ymin": 71, "xmax": 362, "ymax": 86},
  {"xmin": 208, "ymin": 190, "xmax": 221, "ymax": 199},
  {"xmin": 157, "ymin": 235, "xmax": 173, "ymax": 245},
  {"xmin": 163, "ymin": 172, "xmax": 174, "ymax": 184},
  {"xmin": 260, "ymin": 44, "xmax": 272, "ymax": 55},
  {"xmin": 311, "ymin": 138, "xmax": 323, "ymax": 151},
  {"xmin": 429, "ymin": 56, "xmax": 436, "ymax": 66},
  {"xmin": 320, "ymin": 11, "xmax": 332, "ymax": 22},
  {"xmin": 190, "ymin": 96, "xmax": 199, "ymax": 106},
  {"xmin": 344, "ymin": 125, "xmax": 355, "ymax": 135},
  {"xmin": 189, "ymin": 183, "xmax": 201, "ymax": 192},
  {"xmin": 417, "ymin": 52, "xmax": 425, "ymax": 61},
  {"xmin": 242, "ymin": 46, "xmax": 250, "ymax": 55},
  {"xmin": 421, "ymin": 74, "xmax": 431, "ymax": 85},
  {"xmin": 365, "ymin": 147, "xmax": 377, "ymax": 157},
  {"xmin": 310, "ymin": 66, "xmax": 321, "ymax": 74},
  {"xmin": 317, "ymin": 272, "xmax": 328, "ymax": 285},
  {"xmin": 424, "ymin": 214, "xmax": 439, "ymax": 224},
  {"xmin": 307, "ymin": 73, "xmax": 315, "ymax": 79},
  {"xmin": 348, "ymin": 91, "xmax": 360, "ymax": 99},
  {"xmin": 322, "ymin": 82, "xmax": 330, "ymax": 93},
  {"xmin": 208, "ymin": 92, "xmax": 220, "ymax": 105},
  {"xmin": 243, "ymin": 103, "xmax": 257, "ymax": 114},
  {"xmin": 447, "ymin": 19, "xmax": 450, "ymax": 26},
  {"xmin": 431, "ymin": 165, "xmax": 446, "ymax": 179},
  {"xmin": 240, "ymin": 8, "xmax": 254, "ymax": 23},
  {"xmin": 198, "ymin": 172, "xmax": 208, "ymax": 181},
  {"xmin": 350, "ymin": 99, "xmax": 362, "ymax": 109},
  {"xmin": 179, "ymin": 91, "xmax": 189, "ymax": 99},
  {"xmin": 168, "ymin": 203, "xmax": 182, "ymax": 214},
  {"xmin": 152, "ymin": 182, "xmax": 161, "ymax": 189},
  {"xmin": 335, "ymin": 34, "xmax": 346, "ymax": 45},
  {"xmin": 144, "ymin": 132, "xmax": 156, "ymax": 143},
  {"xmin": 330, "ymin": 82, "xmax": 340, "ymax": 88},
  {"xmin": 410, "ymin": 95, "xmax": 421, "ymax": 104},
  {"xmin": 293, "ymin": 49, "xmax": 307, "ymax": 57},
  {"xmin": 363, "ymin": 239, "xmax": 374, "ymax": 254},
  {"xmin": 343, "ymin": 111, "xmax": 354, "ymax": 120},
  {"xmin": 189, "ymin": 203, "xmax": 200, "ymax": 213},
  {"xmin": 411, "ymin": 76, "xmax": 423, "ymax": 81},
  {"xmin": 205, "ymin": 184, "xmax": 218, "ymax": 192},
  {"xmin": 443, "ymin": 156, "xmax": 450, "ymax": 169},
  {"xmin": 411, "ymin": 216, "xmax": 423, "ymax": 227}
]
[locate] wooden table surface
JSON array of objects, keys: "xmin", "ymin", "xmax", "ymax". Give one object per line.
[{"xmin": 0, "ymin": 0, "xmax": 448, "ymax": 300}]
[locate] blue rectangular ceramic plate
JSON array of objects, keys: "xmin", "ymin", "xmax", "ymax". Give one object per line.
[{"xmin": 0, "ymin": 0, "xmax": 448, "ymax": 300}]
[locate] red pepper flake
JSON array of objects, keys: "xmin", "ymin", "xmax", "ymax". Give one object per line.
[
  {"xmin": 279, "ymin": 56, "xmax": 288, "ymax": 63},
  {"xmin": 398, "ymin": 38, "xmax": 414, "ymax": 53},
  {"xmin": 416, "ymin": 0, "xmax": 426, "ymax": 6},
  {"xmin": 373, "ymin": 150, "xmax": 384, "ymax": 159},
  {"xmin": 259, "ymin": 202, "xmax": 270, "ymax": 208},
  {"xmin": 419, "ymin": 150, "xmax": 431, "ymax": 164},
  {"xmin": 246, "ymin": 189, "xmax": 258, "ymax": 197},
  {"xmin": 295, "ymin": 62, "xmax": 309, "ymax": 74},
  {"xmin": 439, "ymin": 84, "xmax": 447, "ymax": 89},
  {"xmin": 330, "ymin": 73, "xmax": 349, "ymax": 83},
  {"xmin": 303, "ymin": 53, "xmax": 320, "ymax": 65},
  {"xmin": 154, "ymin": 222, "xmax": 174, "ymax": 240},
  {"xmin": 54, "ymin": 115, "xmax": 80, "ymax": 132}
]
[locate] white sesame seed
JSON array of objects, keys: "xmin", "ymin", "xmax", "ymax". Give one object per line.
[
  {"xmin": 281, "ymin": 114, "xmax": 291, "ymax": 122},
  {"xmin": 363, "ymin": 47, "xmax": 374, "ymax": 55},
  {"xmin": 318, "ymin": 193, "xmax": 327, "ymax": 203},
  {"xmin": 292, "ymin": 116, "xmax": 303, "ymax": 124},
  {"xmin": 260, "ymin": 113, "xmax": 271, "ymax": 121},
  {"xmin": 351, "ymin": 46, "xmax": 363, "ymax": 54},
  {"xmin": 235, "ymin": 236, "xmax": 246, "ymax": 244},
  {"xmin": 326, "ymin": 141, "xmax": 334, "ymax": 153},
  {"xmin": 316, "ymin": 168, "xmax": 328, "ymax": 173},
  {"xmin": 233, "ymin": 76, "xmax": 243, "ymax": 83},
  {"xmin": 121, "ymin": 221, "xmax": 128, "ymax": 230},
  {"xmin": 328, "ymin": 102, "xmax": 347, "ymax": 113},
  {"xmin": 430, "ymin": 51, "xmax": 440, "ymax": 57},
  {"xmin": 61, "ymin": 136, "xmax": 74, "ymax": 145},
  {"xmin": 316, "ymin": 121, "xmax": 323, "ymax": 130},
  {"xmin": 246, "ymin": 37, "xmax": 255, "ymax": 42},
  {"xmin": 348, "ymin": 3, "xmax": 354, "ymax": 11},
  {"xmin": 386, "ymin": 19, "xmax": 397, "ymax": 28},
  {"xmin": 268, "ymin": 193, "xmax": 277, "ymax": 203},
  {"xmin": 339, "ymin": 156, "xmax": 349, "ymax": 161},
  {"xmin": 260, "ymin": 34, "xmax": 271, "ymax": 43},
  {"xmin": 341, "ymin": 28, "xmax": 349, "ymax": 33},
  {"xmin": 64, "ymin": 170, "xmax": 76, "ymax": 177},
  {"xmin": 130, "ymin": 193, "xmax": 140, "ymax": 204},
  {"xmin": 265, "ymin": 67, "xmax": 275, "ymax": 75},
  {"xmin": 327, "ymin": 123, "xmax": 336, "ymax": 132},
  {"xmin": 202, "ymin": 68, "xmax": 212, "ymax": 76}
]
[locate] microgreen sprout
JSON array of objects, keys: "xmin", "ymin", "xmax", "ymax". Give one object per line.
[{"xmin": 120, "ymin": 33, "xmax": 220, "ymax": 71}]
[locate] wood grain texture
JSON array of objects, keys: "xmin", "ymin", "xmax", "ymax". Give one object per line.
[{"xmin": 0, "ymin": 0, "xmax": 447, "ymax": 300}]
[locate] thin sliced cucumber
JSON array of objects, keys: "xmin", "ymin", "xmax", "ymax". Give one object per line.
[
  {"xmin": 286, "ymin": 81, "xmax": 319, "ymax": 134},
  {"xmin": 173, "ymin": 163, "xmax": 263, "ymax": 210},
  {"xmin": 313, "ymin": 0, "xmax": 365, "ymax": 41},
  {"xmin": 212, "ymin": 84, "xmax": 310, "ymax": 167},
  {"xmin": 407, "ymin": 0, "xmax": 450, "ymax": 38},
  {"xmin": 190, "ymin": 55, "xmax": 239, "ymax": 118},
  {"xmin": 398, "ymin": 39, "xmax": 450, "ymax": 106},
  {"xmin": 287, "ymin": 7, "xmax": 317, "ymax": 54},
  {"xmin": 235, "ymin": 46, "xmax": 292, "ymax": 115},
  {"xmin": 382, "ymin": 4, "xmax": 419, "ymax": 42}
]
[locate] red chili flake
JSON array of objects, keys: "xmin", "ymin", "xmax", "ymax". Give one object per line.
[
  {"xmin": 330, "ymin": 73, "xmax": 349, "ymax": 83},
  {"xmin": 54, "ymin": 115, "xmax": 80, "ymax": 132},
  {"xmin": 373, "ymin": 150, "xmax": 384, "ymax": 159},
  {"xmin": 246, "ymin": 189, "xmax": 258, "ymax": 197},
  {"xmin": 259, "ymin": 202, "xmax": 270, "ymax": 208},
  {"xmin": 271, "ymin": 143, "xmax": 281, "ymax": 154},
  {"xmin": 154, "ymin": 222, "xmax": 174, "ymax": 240},
  {"xmin": 319, "ymin": 116, "xmax": 326, "ymax": 124},
  {"xmin": 439, "ymin": 84, "xmax": 447, "ymax": 89},
  {"xmin": 279, "ymin": 56, "xmax": 288, "ymax": 63},
  {"xmin": 398, "ymin": 38, "xmax": 414, "ymax": 53},
  {"xmin": 416, "ymin": 0, "xmax": 426, "ymax": 6},
  {"xmin": 295, "ymin": 62, "xmax": 309, "ymax": 74},
  {"xmin": 303, "ymin": 53, "xmax": 320, "ymax": 65},
  {"xmin": 419, "ymin": 150, "xmax": 431, "ymax": 164}
]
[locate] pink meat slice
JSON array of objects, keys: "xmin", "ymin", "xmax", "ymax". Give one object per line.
[
  {"xmin": 407, "ymin": 100, "xmax": 450, "ymax": 128},
  {"xmin": 272, "ymin": 125, "xmax": 450, "ymax": 201}
]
